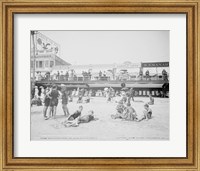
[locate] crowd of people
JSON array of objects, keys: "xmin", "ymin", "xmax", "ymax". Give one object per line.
[
  {"xmin": 31, "ymin": 84, "xmax": 94, "ymax": 120},
  {"xmin": 34, "ymin": 70, "xmax": 109, "ymax": 81},
  {"xmin": 33, "ymin": 69, "xmax": 169, "ymax": 82},
  {"xmin": 31, "ymin": 84, "xmax": 155, "ymax": 127},
  {"xmin": 31, "ymin": 85, "xmax": 163, "ymax": 107}
]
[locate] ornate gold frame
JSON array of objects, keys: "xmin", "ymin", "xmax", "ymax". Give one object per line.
[{"xmin": 0, "ymin": 0, "xmax": 199, "ymax": 170}]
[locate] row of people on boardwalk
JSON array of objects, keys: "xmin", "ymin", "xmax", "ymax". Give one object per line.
[{"xmin": 34, "ymin": 69, "xmax": 168, "ymax": 82}]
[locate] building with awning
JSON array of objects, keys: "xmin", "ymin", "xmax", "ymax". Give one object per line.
[
  {"xmin": 31, "ymin": 32, "xmax": 71, "ymax": 77},
  {"xmin": 141, "ymin": 62, "xmax": 169, "ymax": 76}
]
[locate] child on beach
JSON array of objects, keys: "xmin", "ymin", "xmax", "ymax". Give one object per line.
[
  {"xmin": 84, "ymin": 95, "xmax": 90, "ymax": 103},
  {"xmin": 79, "ymin": 110, "xmax": 95, "ymax": 123},
  {"xmin": 48, "ymin": 84, "xmax": 60, "ymax": 119},
  {"xmin": 31, "ymin": 95, "xmax": 42, "ymax": 106},
  {"xmin": 120, "ymin": 91, "xmax": 127, "ymax": 104},
  {"xmin": 122, "ymin": 103, "xmax": 137, "ymax": 121},
  {"xmin": 43, "ymin": 86, "xmax": 51, "ymax": 120},
  {"xmin": 114, "ymin": 94, "xmax": 121, "ymax": 103},
  {"xmin": 61, "ymin": 86, "xmax": 70, "ymax": 117},
  {"xmin": 148, "ymin": 94, "xmax": 154, "ymax": 105},
  {"xmin": 77, "ymin": 95, "xmax": 83, "ymax": 103},
  {"xmin": 137, "ymin": 103, "xmax": 152, "ymax": 121},
  {"xmin": 111, "ymin": 101, "xmax": 126, "ymax": 119},
  {"xmin": 62, "ymin": 106, "xmax": 83, "ymax": 127}
]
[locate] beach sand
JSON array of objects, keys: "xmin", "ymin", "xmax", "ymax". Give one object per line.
[{"xmin": 31, "ymin": 97, "xmax": 169, "ymax": 141}]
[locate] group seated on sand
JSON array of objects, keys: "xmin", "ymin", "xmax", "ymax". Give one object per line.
[
  {"xmin": 56, "ymin": 106, "xmax": 97, "ymax": 128},
  {"xmin": 53, "ymin": 94, "xmax": 153, "ymax": 128},
  {"xmin": 111, "ymin": 101, "xmax": 152, "ymax": 122}
]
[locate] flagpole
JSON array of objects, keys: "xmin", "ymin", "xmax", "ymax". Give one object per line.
[{"xmin": 31, "ymin": 31, "xmax": 37, "ymax": 86}]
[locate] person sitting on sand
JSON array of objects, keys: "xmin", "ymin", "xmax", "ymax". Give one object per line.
[
  {"xmin": 84, "ymin": 95, "xmax": 90, "ymax": 103},
  {"xmin": 114, "ymin": 94, "xmax": 121, "ymax": 103},
  {"xmin": 62, "ymin": 106, "xmax": 83, "ymax": 127},
  {"xmin": 120, "ymin": 91, "xmax": 127, "ymax": 104},
  {"xmin": 148, "ymin": 94, "xmax": 154, "ymax": 105},
  {"xmin": 77, "ymin": 95, "xmax": 83, "ymax": 103},
  {"xmin": 79, "ymin": 110, "xmax": 95, "ymax": 123},
  {"xmin": 31, "ymin": 95, "xmax": 42, "ymax": 106},
  {"xmin": 122, "ymin": 103, "xmax": 137, "ymax": 121},
  {"xmin": 111, "ymin": 101, "xmax": 126, "ymax": 119},
  {"xmin": 137, "ymin": 103, "xmax": 152, "ymax": 121}
]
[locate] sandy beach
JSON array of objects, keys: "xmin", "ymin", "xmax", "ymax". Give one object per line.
[{"xmin": 31, "ymin": 97, "xmax": 169, "ymax": 141}]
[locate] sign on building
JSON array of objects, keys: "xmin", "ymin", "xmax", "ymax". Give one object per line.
[
  {"xmin": 141, "ymin": 62, "xmax": 169, "ymax": 68},
  {"xmin": 35, "ymin": 32, "xmax": 60, "ymax": 56}
]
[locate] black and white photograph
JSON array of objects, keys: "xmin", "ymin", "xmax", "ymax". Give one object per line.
[{"xmin": 30, "ymin": 30, "xmax": 169, "ymax": 141}]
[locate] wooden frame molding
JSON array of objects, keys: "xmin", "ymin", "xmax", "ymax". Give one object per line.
[{"xmin": 0, "ymin": 0, "xmax": 199, "ymax": 170}]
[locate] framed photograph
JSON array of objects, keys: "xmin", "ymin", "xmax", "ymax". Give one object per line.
[{"xmin": 0, "ymin": 0, "xmax": 199, "ymax": 170}]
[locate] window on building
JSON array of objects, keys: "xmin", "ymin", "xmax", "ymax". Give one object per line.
[
  {"xmin": 31, "ymin": 61, "xmax": 34, "ymax": 68},
  {"xmin": 36, "ymin": 61, "xmax": 39, "ymax": 68},
  {"xmin": 39, "ymin": 61, "xmax": 43, "ymax": 68},
  {"xmin": 50, "ymin": 61, "xmax": 54, "ymax": 67},
  {"xmin": 45, "ymin": 61, "xmax": 49, "ymax": 68}
]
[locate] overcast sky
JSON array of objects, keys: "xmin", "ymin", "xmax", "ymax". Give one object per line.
[{"xmin": 39, "ymin": 30, "xmax": 169, "ymax": 65}]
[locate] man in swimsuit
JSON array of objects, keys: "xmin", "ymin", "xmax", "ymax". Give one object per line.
[
  {"xmin": 61, "ymin": 86, "xmax": 70, "ymax": 117},
  {"xmin": 48, "ymin": 84, "xmax": 60, "ymax": 119},
  {"xmin": 43, "ymin": 86, "xmax": 51, "ymax": 120}
]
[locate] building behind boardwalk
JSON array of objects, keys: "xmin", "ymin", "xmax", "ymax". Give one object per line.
[
  {"xmin": 30, "ymin": 32, "xmax": 169, "ymax": 82},
  {"xmin": 52, "ymin": 62, "xmax": 141, "ymax": 81},
  {"xmin": 30, "ymin": 32, "xmax": 169, "ymax": 97},
  {"xmin": 30, "ymin": 32, "xmax": 71, "ymax": 78},
  {"xmin": 52, "ymin": 61, "xmax": 169, "ymax": 81}
]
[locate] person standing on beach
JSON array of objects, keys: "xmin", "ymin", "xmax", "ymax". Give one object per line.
[
  {"xmin": 148, "ymin": 94, "xmax": 154, "ymax": 105},
  {"xmin": 43, "ymin": 86, "xmax": 51, "ymax": 120},
  {"xmin": 61, "ymin": 86, "xmax": 70, "ymax": 117},
  {"xmin": 48, "ymin": 84, "xmax": 60, "ymax": 119}
]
